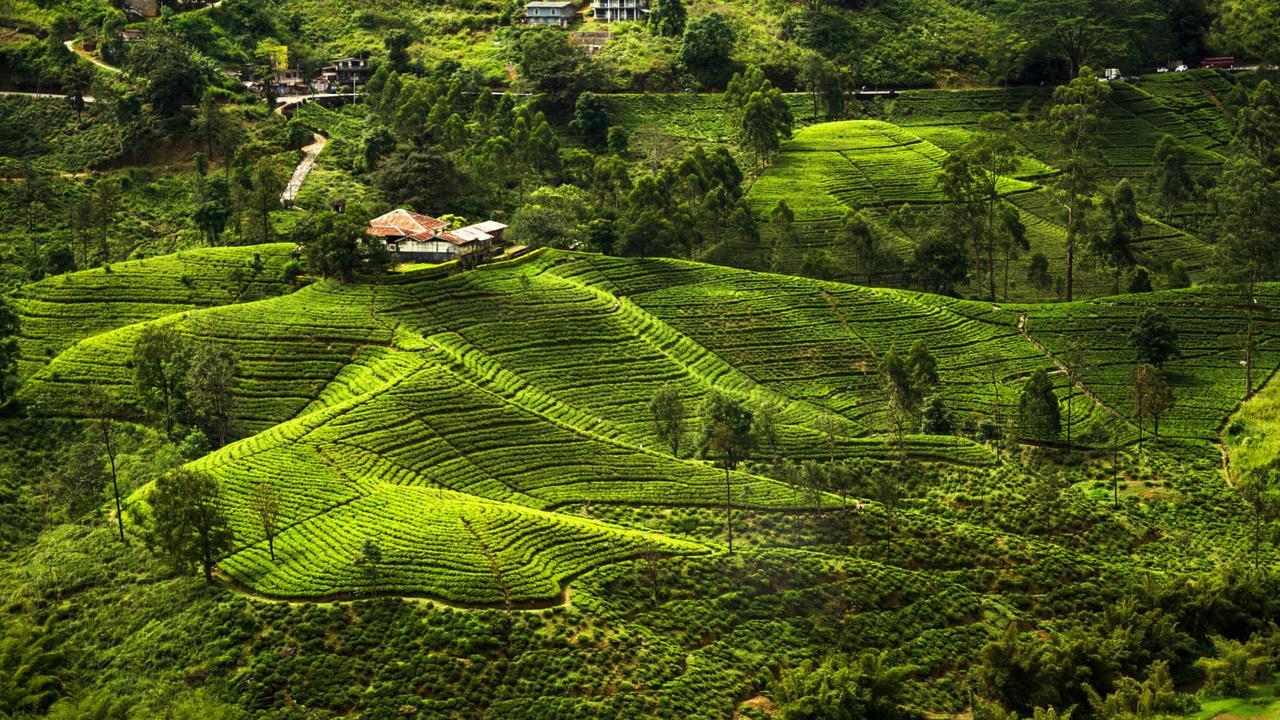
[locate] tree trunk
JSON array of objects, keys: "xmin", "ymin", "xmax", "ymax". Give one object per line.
[
  {"xmin": 1065, "ymin": 223, "xmax": 1075, "ymax": 302},
  {"xmin": 105, "ymin": 427, "xmax": 124, "ymax": 543},
  {"xmin": 1003, "ymin": 248, "xmax": 1011, "ymax": 301},
  {"xmin": 268, "ymin": 533, "xmax": 275, "ymax": 562},
  {"xmin": 201, "ymin": 531, "xmax": 214, "ymax": 584},
  {"xmin": 723, "ymin": 464, "xmax": 733, "ymax": 554},
  {"xmin": 1065, "ymin": 385, "xmax": 1073, "ymax": 453},
  {"xmin": 1246, "ymin": 275, "xmax": 1256, "ymax": 398}
]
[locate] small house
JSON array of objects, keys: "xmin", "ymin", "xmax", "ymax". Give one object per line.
[
  {"xmin": 319, "ymin": 57, "xmax": 371, "ymax": 90},
  {"xmin": 524, "ymin": 1, "xmax": 577, "ymax": 27},
  {"xmin": 369, "ymin": 209, "xmax": 508, "ymax": 265},
  {"xmin": 592, "ymin": 0, "xmax": 646, "ymax": 22}
]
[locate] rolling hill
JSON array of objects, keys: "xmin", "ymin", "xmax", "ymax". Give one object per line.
[{"xmin": 12, "ymin": 246, "xmax": 1278, "ymax": 606}]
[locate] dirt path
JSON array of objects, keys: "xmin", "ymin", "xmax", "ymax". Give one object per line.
[
  {"xmin": 64, "ymin": 39, "xmax": 121, "ymax": 74},
  {"xmin": 1017, "ymin": 312, "xmax": 1130, "ymax": 425},
  {"xmin": 281, "ymin": 132, "xmax": 326, "ymax": 205}
]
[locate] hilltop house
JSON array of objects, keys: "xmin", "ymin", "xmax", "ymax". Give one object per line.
[
  {"xmin": 592, "ymin": 0, "xmax": 646, "ymax": 22},
  {"xmin": 368, "ymin": 209, "xmax": 507, "ymax": 265},
  {"xmin": 524, "ymin": 1, "xmax": 578, "ymax": 27},
  {"xmin": 318, "ymin": 58, "xmax": 371, "ymax": 91}
]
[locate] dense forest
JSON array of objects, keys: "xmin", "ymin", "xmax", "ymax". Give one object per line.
[{"xmin": 3, "ymin": 0, "xmax": 1280, "ymax": 718}]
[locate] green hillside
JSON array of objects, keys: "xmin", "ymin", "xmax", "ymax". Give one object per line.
[
  {"xmin": 11, "ymin": 247, "xmax": 1277, "ymax": 606},
  {"xmin": 720, "ymin": 73, "xmax": 1236, "ymax": 297},
  {"xmin": 5, "ymin": 242, "xmax": 1280, "ymax": 716}
]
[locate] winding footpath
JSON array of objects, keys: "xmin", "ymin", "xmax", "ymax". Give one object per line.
[
  {"xmin": 281, "ymin": 132, "xmax": 327, "ymax": 206},
  {"xmin": 64, "ymin": 39, "xmax": 121, "ymax": 74}
]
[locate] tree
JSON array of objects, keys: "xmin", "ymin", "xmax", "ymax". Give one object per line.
[
  {"xmin": 384, "ymin": 29, "xmax": 412, "ymax": 72},
  {"xmin": 84, "ymin": 384, "xmax": 125, "ymax": 542},
  {"xmin": 1234, "ymin": 80, "xmax": 1280, "ymax": 170},
  {"xmin": 1215, "ymin": 0, "xmax": 1280, "ymax": 66},
  {"xmin": 241, "ymin": 158, "xmax": 284, "ymax": 244},
  {"xmin": 355, "ymin": 538, "xmax": 383, "ymax": 584},
  {"xmin": 88, "ymin": 180, "xmax": 119, "ymax": 265},
  {"xmin": 249, "ymin": 482, "xmax": 281, "ymax": 562},
  {"xmin": 1131, "ymin": 363, "xmax": 1173, "ymax": 451},
  {"xmin": 648, "ymin": 0, "xmax": 686, "ymax": 37},
  {"xmin": 844, "ymin": 210, "xmax": 882, "ymax": 283},
  {"xmin": 514, "ymin": 27, "xmax": 595, "ymax": 109},
  {"xmin": 998, "ymin": 204, "xmax": 1030, "ymax": 300},
  {"xmin": 697, "ymin": 391, "xmax": 754, "ymax": 553},
  {"xmin": 194, "ymin": 89, "xmax": 231, "ymax": 160},
  {"xmin": 185, "ymin": 342, "xmax": 238, "ymax": 448},
  {"xmin": 125, "ymin": 31, "xmax": 208, "ymax": 117},
  {"xmin": 1235, "ymin": 461, "xmax": 1280, "ymax": 574},
  {"xmin": 1091, "ymin": 179, "xmax": 1140, "ymax": 293},
  {"xmin": 194, "ymin": 176, "xmax": 230, "ymax": 246},
  {"xmin": 879, "ymin": 350, "xmax": 915, "ymax": 451},
  {"xmin": 1062, "ymin": 342, "xmax": 1088, "ymax": 452},
  {"xmin": 607, "ymin": 126, "xmax": 629, "ymax": 155},
  {"xmin": 1047, "ymin": 68, "xmax": 1110, "ymax": 301},
  {"xmin": 131, "ymin": 323, "xmax": 191, "ymax": 440},
  {"xmin": 740, "ymin": 87, "xmax": 793, "ymax": 166},
  {"xmin": 679, "ymin": 13, "xmax": 736, "ymax": 89},
  {"xmin": 1150, "ymin": 135, "xmax": 1193, "ymax": 214},
  {"xmin": 921, "ymin": 396, "xmax": 952, "ymax": 434},
  {"xmin": 1018, "ymin": 368, "xmax": 1061, "ymax": 440},
  {"xmin": 911, "ymin": 231, "xmax": 968, "ymax": 295},
  {"xmin": 1128, "ymin": 266, "xmax": 1152, "ymax": 293},
  {"xmin": 62, "ymin": 62, "xmax": 93, "ymax": 123},
  {"xmin": 769, "ymin": 199, "xmax": 794, "ymax": 269},
  {"xmin": 570, "ymin": 91, "xmax": 610, "ymax": 148},
  {"xmin": 996, "ymin": 0, "xmax": 1157, "ymax": 79},
  {"xmin": 295, "ymin": 210, "xmax": 380, "ymax": 283},
  {"xmin": 48, "ymin": 438, "xmax": 107, "ymax": 521},
  {"xmin": 1027, "ymin": 251, "xmax": 1053, "ymax": 298},
  {"xmin": 1213, "ymin": 154, "xmax": 1280, "ymax": 397},
  {"xmin": 1129, "ymin": 309, "xmax": 1179, "ymax": 366},
  {"xmin": 151, "ymin": 468, "xmax": 235, "ymax": 584},
  {"xmin": 369, "ymin": 146, "xmax": 467, "ymax": 216},
  {"xmin": 753, "ymin": 402, "xmax": 781, "ymax": 459},
  {"xmin": 907, "ymin": 340, "xmax": 938, "ymax": 394},
  {"xmin": 0, "ymin": 298, "xmax": 17, "ymax": 409},
  {"xmin": 650, "ymin": 384, "xmax": 686, "ymax": 457},
  {"xmin": 727, "ymin": 68, "xmax": 793, "ymax": 166},
  {"xmin": 937, "ymin": 118, "xmax": 1017, "ymax": 300}
]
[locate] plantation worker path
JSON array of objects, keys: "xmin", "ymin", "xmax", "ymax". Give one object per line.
[{"xmin": 281, "ymin": 132, "xmax": 327, "ymax": 206}]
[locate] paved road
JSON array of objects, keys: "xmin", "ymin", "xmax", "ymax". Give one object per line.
[{"xmin": 0, "ymin": 90, "xmax": 94, "ymax": 101}]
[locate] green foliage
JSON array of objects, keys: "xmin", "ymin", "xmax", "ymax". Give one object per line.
[
  {"xmin": 1018, "ymin": 368, "xmax": 1060, "ymax": 440},
  {"xmin": 294, "ymin": 209, "xmax": 382, "ymax": 283},
  {"xmin": 151, "ymin": 467, "xmax": 235, "ymax": 583},
  {"xmin": 650, "ymin": 384, "xmax": 686, "ymax": 457},
  {"xmin": 1129, "ymin": 309, "xmax": 1180, "ymax": 366},
  {"xmin": 679, "ymin": 13, "xmax": 736, "ymax": 90},
  {"xmin": 648, "ymin": 0, "xmax": 686, "ymax": 37}
]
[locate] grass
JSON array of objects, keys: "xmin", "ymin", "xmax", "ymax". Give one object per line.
[{"xmin": 1186, "ymin": 680, "xmax": 1280, "ymax": 720}]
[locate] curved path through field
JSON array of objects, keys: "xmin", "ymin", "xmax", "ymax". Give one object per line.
[
  {"xmin": 281, "ymin": 132, "xmax": 327, "ymax": 206},
  {"xmin": 64, "ymin": 39, "xmax": 121, "ymax": 73}
]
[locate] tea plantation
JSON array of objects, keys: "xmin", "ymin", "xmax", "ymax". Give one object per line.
[
  {"xmin": 725, "ymin": 73, "xmax": 1236, "ymax": 296},
  {"xmin": 6, "ymin": 239, "xmax": 1280, "ymax": 718},
  {"xmin": 9, "ymin": 247, "xmax": 1276, "ymax": 606}
]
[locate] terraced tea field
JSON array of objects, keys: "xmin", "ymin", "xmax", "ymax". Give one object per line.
[
  {"xmin": 8, "ymin": 244, "xmax": 297, "ymax": 380},
  {"xmin": 13, "ymin": 247, "xmax": 1280, "ymax": 604},
  {"xmin": 730, "ymin": 73, "xmax": 1234, "ymax": 297}
]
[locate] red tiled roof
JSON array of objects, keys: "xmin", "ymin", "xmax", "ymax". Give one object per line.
[{"xmin": 368, "ymin": 209, "xmax": 447, "ymax": 240}]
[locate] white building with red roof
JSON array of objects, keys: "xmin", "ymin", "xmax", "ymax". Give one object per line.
[{"xmin": 368, "ymin": 209, "xmax": 507, "ymax": 265}]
